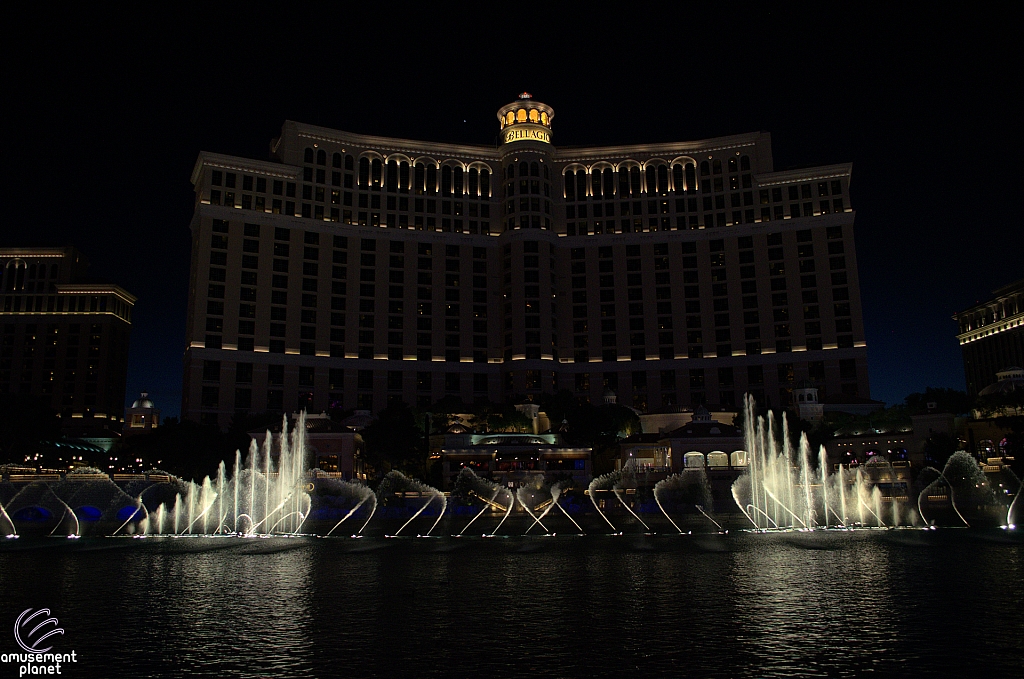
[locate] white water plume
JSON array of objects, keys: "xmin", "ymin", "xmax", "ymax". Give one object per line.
[{"xmin": 732, "ymin": 394, "xmax": 912, "ymax": 530}]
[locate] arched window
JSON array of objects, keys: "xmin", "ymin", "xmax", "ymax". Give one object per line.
[
  {"xmin": 480, "ymin": 169, "xmax": 490, "ymax": 198},
  {"xmin": 358, "ymin": 157, "xmax": 370, "ymax": 187},
  {"xmin": 441, "ymin": 166, "xmax": 452, "ymax": 196},
  {"xmin": 468, "ymin": 168, "xmax": 479, "ymax": 196},
  {"xmin": 4, "ymin": 260, "xmax": 26, "ymax": 292},
  {"xmin": 603, "ymin": 168, "xmax": 614, "ymax": 197},
  {"xmin": 399, "ymin": 162, "xmax": 409, "ymax": 191},
  {"xmin": 304, "ymin": 148, "xmax": 314, "ymax": 163},
  {"xmin": 529, "ymin": 109, "xmax": 539, "ymax": 123},
  {"xmin": 505, "ymin": 111, "xmax": 515, "ymax": 126},
  {"xmin": 541, "ymin": 111, "xmax": 548, "ymax": 125},
  {"xmin": 741, "ymin": 155, "xmax": 751, "ymax": 171},
  {"xmin": 591, "ymin": 170, "xmax": 602, "ymax": 199},
  {"xmin": 345, "ymin": 155, "xmax": 354, "ymax": 171},
  {"xmin": 657, "ymin": 165, "xmax": 669, "ymax": 195},
  {"xmin": 519, "ymin": 162, "xmax": 529, "ymax": 178},
  {"xmin": 728, "ymin": 157, "xmax": 737, "ymax": 173},
  {"xmin": 685, "ymin": 163, "xmax": 696, "ymax": 192},
  {"xmin": 712, "ymin": 159, "xmax": 722, "ymax": 174},
  {"xmin": 453, "ymin": 167, "xmax": 464, "ymax": 195},
  {"xmin": 565, "ymin": 171, "xmax": 576, "ymax": 201},
  {"xmin": 576, "ymin": 172, "xmax": 587, "ymax": 201},
  {"xmin": 516, "ymin": 109, "xmax": 527, "ymax": 122},
  {"xmin": 386, "ymin": 160, "xmax": 398, "ymax": 192},
  {"xmin": 317, "ymin": 149, "xmax": 327, "ymax": 166},
  {"xmin": 507, "ymin": 164, "xmax": 515, "ymax": 179},
  {"xmin": 426, "ymin": 165, "xmax": 437, "ymax": 194},
  {"xmin": 673, "ymin": 164, "xmax": 685, "ymax": 192},
  {"xmin": 629, "ymin": 167, "xmax": 641, "ymax": 196},
  {"xmin": 645, "ymin": 166, "xmax": 656, "ymax": 195},
  {"xmin": 530, "ymin": 162, "xmax": 539, "ymax": 177},
  {"xmin": 414, "ymin": 162, "xmax": 425, "ymax": 195},
  {"xmin": 618, "ymin": 167, "xmax": 630, "ymax": 197},
  {"xmin": 371, "ymin": 158, "xmax": 382, "ymax": 186}
]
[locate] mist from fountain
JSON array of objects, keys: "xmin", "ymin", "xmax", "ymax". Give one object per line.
[
  {"xmin": 653, "ymin": 467, "xmax": 715, "ymax": 533},
  {"xmin": 376, "ymin": 470, "xmax": 445, "ymax": 536},
  {"xmin": 588, "ymin": 460, "xmax": 649, "ymax": 533},
  {"xmin": 919, "ymin": 450, "xmax": 1006, "ymax": 528},
  {"xmin": 916, "ymin": 466, "xmax": 968, "ymax": 527},
  {"xmin": 514, "ymin": 480, "xmax": 582, "ymax": 534},
  {"xmin": 2, "ymin": 470, "xmax": 138, "ymax": 537}
]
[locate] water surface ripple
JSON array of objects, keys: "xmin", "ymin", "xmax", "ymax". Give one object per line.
[{"xmin": 1, "ymin": 530, "xmax": 1021, "ymax": 678}]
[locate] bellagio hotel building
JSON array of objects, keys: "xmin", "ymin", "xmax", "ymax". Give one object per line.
[{"xmin": 182, "ymin": 94, "xmax": 869, "ymax": 427}]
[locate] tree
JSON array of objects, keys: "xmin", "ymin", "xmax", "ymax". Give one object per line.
[
  {"xmin": 904, "ymin": 387, "xmax": 971, "ymax": 416},
  {"xmin": 360, "ymin": 402, "xmax": 426, "ymax": 476},
  {"xmin": 975, "ymin": 389, "xmax": 1024, "ymax": 418},
  {"xmin": 0, "ymin": 394, "xmax": 62, "ymax": 465},
  {"xmin": 922, "ymin": 432, "xmax": 957, "ymax": 469},
  {"xmin": 114, "ymin": 420, "xmax": 242, "ymax": 482}
]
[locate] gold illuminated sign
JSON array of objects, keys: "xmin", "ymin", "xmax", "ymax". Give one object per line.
[{"xmin": 503, "ymin": 124, "xmax": 550, "ymax": 144}]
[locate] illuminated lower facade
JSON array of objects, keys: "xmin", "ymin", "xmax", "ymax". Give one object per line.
[
  {"xmin": 0, "ymin": 247, "xmax": 136, "ymax": 427},
  {"xmin": 182, "ymin": 94, "xmax": 869, "ymax": 427}
]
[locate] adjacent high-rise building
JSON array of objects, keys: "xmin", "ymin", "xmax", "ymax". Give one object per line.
[
  {"xmin": 953, "ymin": 278, "xmax": 1024, "ymax": 397},
  {"xmin": 0, "ymin": 246, "xmax": 136, "ymax": 428},
  {"xmin": 182, "ymin": 94, "xmax": 869, "ymax": 428}
]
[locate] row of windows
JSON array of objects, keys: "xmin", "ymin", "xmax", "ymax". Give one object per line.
[
  {"xmin": 564, "ymin": 163, "xmax": 698, "ymax": 200},
  {"xmin": 500, "ymin": 107, "xmax": 551, "ymax": 128},
  {"xmin": 201, "ymin": 358, "xmax": 859, "ymax": 391},
  {"xmin": 2, "ymin": 260, "xmax": 61, "ymax": 292},
  {"xmin": 197, "ymin": 384, "xmax": 871, "ymax": 415},
  {"xmin": 212, "ymin": 222, "xmax": 493, "ymax": 256},
  {"xmin": 563, "ymin": 199, "xmax": 846, "ymax": 234},
  {"xmin": 209, "ymin": 175, "xmax": 846, "ymax": 236}
]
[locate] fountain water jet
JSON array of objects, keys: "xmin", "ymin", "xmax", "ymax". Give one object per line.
[
  {"xmin": 376, "ymin": 470, "xmax": 445, "ymax": 537},
  {"xmin": 731, "ymin": 395, "xmax": 913, "ymax": 530}
]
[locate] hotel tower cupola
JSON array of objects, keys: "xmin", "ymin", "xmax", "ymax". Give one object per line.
[{"xmin": 497, "ymin": 92, "xmax": 554, "ymax": 146}]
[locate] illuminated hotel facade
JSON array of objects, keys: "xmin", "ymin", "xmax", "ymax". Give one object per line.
[
  {"xmin": 953, "ymin": 278, "xmax": 1024, "ymax": 397},
  {"xmin": 182, "ymin": 94, "xmax": 869, "ymax": 427},
  {"xmin": 0, "ymin": 247, "xmax": 136, "ymax": 427}
]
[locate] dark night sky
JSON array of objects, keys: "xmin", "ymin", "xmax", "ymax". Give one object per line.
[{"xmin": 3, "ymin": 7, "xmax": 1020, "ymax": 418}]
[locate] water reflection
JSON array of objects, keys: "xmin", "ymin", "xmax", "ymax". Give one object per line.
[{"xmin": 0, "ymin": 532, "xmax": 1021, "ymax": 678}]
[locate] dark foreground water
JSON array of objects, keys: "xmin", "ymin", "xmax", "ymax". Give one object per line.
[{"xmin": 1, "ymin": 530, "xmax": 1022, "ymax": 679}]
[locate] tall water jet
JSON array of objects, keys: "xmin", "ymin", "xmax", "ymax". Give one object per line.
[
  {"xmin": 0, "ymin": 501, "xmax": 16, "ymax": 536},
  {"xmin": 139, "ymin": 412, "xmax": 314, "ymax": 536},
  {"xmin": 731, "ymin": 394, "xmax": 909, "ymax": 530}
]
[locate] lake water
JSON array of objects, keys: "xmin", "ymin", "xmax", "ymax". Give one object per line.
[{"xmin": 1, "ymin": 530, "xmax": 1021, "ymax": 678}]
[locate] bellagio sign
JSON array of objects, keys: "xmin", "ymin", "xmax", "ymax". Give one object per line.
[{"xmin": 503, "ymin": 124, "xmax": 550, "ymax": 144}]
